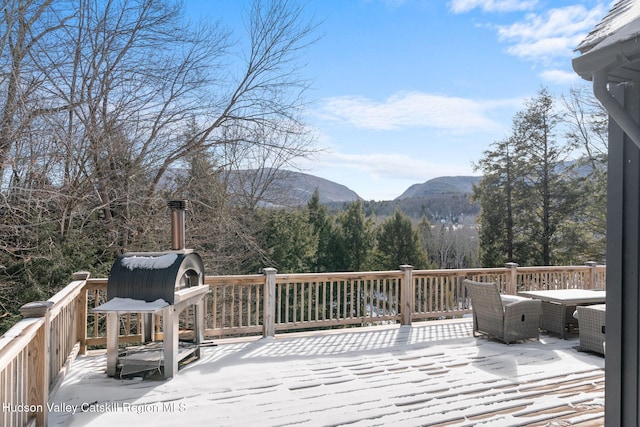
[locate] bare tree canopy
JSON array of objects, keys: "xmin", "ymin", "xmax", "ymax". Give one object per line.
[{"xmin": 0, "ymin": 0, "xmax": 319, "ymax": 327}]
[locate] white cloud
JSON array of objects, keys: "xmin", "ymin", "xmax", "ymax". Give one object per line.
[
  {"xmin": 505, "ymin": 37, "xmax": 579, "ymax": 62},
  {"xmin": 496, "ymin": 4, "xmax": 608, "ymax": 61},
  {"xmin": 540, "ymin": 69, "xmax": 582, "ymax": 84},
  {"xmin": 313, "ymin": 151, "xmax": 455, "ymax": 180},
  {"xmin": 314, "ymin": 92, "xmax": 517, "ymax": 133},
  {"xmin": 449, "ymin": 0, "xmax": 538, "ymax": 13}
]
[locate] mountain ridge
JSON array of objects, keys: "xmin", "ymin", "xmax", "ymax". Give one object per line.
[
  {"xmin": 276, "ymin": 171, "xmax": 481, "ymax": 224},
  {"xmin": 271, "ymin": 171, "xmax": 481, "ymax": 204},
  {"xmin": 396, "ymin": 176, "xmax": 481, "ymax": 200}
]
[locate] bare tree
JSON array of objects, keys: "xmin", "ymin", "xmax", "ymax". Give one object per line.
[
  {"xmin": 0, "ymin": 0, "xmax": 318, "ymax": 328},
  {"xmin": 0, "ymin": 0, "xmax": 73, "ymax": 183},
  {"xmin": 563, "ymin": 86, "xmax": 608, "ymax": 168},
  {"xmin": 560, "ymin": 86, "xmax": 608, "ymax": 262},
  {"xmin": 37, "ymin": 0, "xmax": 317, "ymax": 254}
]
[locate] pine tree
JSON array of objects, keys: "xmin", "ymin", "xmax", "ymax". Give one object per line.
[
  {"xmin": 376, "ymin": 210, "xmax": 430, "ymax": 270},
  {"xmin": 474, "ymin": 88, "xmax": 584, "ymax": 266},
  {"xmin": 334, "ymin": 200, "xmax": 376, "ymax": 271},
  {"xmin": 261, "ymin": 208, "xmax": 317, "ymax": 273},
  {"xmin": 307, "ymin": 189, "xmax": 337, "ymax": 272},
  {"xmin": 515, "ymin": 88, "xmax": 580, "ymax": 265},
  {"xmin": 473, "ymin": 137, "xmax": 519, "ymax": 266}
]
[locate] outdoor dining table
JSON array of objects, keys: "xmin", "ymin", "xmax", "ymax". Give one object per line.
[{"xmin": 517, "ymin": 289, "xmax": 606, "ymax": 339}]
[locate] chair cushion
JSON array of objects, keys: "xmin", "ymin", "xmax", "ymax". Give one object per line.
[{"xmin": 500, "ymin": 295, "xmax": 529, "ymax": 305}]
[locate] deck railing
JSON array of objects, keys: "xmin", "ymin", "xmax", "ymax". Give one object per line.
[
  {"xmin": 0, "ymin": 272, "xmax": 90, "ymax": 427},
  {"xmin": 0, "ymin": 262, "xmax": 606, "ymax": 426}
]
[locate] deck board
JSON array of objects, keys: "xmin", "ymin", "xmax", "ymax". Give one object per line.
[{"xmin": 48, "ymin": 319, "xmax": 604, "ymax": 426}]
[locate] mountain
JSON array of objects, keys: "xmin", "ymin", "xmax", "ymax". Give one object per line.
[
  {"xmin": 162, "ymin": 167, "xmax": 361, "ymax": 206},
  {"xmin": 318, "ymin": 175, "xmax": 482, "ymax": 224},
  {"xmin": 263, "ymin": 173, "xmax": 481, "ymax": 205},
  {"xmin": 263, "ymin": 169, "xmax": 361, "ymax": 205},
  {"xmin": 396, "ymin": 176, "xmax": 481, "ymax": 200},
  {"xmin": 254, "ymin": 172, "xmax": 480, "ymax": 224},
  {"xmin": 168, "ymin": 166, "xmax": 479, "ymax": 222},
  {"xmin": 226, "ymin": 169, "xmax": 361, "ymax": 206}
]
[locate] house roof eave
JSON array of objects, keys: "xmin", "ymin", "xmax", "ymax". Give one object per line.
[
  {"xmin": 573, "ymin": 33, "xmax": 640, "ymax": 151},
  {"xmin": 572, "ymin": 34, "xmax": 640, "ymax": 83}
]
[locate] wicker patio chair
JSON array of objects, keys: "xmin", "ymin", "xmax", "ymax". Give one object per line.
[
  {"xmin": 576, "ymin": 304, "xmax": 606, "ymax": 355},
  {"xmin": 463, "ymin": 279, "xmax": 542, "ymax": 344}
]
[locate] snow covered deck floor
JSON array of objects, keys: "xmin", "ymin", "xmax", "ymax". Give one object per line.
[{"xmin": 49, "ymin": 318, "xmax": 605, "ymax": 426}]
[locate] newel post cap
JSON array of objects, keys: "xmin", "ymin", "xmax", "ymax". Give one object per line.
[
  {"xmin": 72, "ymin": 271, "xmax": 91, "ymax": 281},
  {"xmin": 19, "ymin": 300, "xmax": 54, "ymax": 318}
]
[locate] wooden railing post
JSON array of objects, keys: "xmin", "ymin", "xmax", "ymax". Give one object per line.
[
  {"xmin": 72, "ymin": 271, "xmax": 91, "ymax": 355},
  {"xmin": 399, "ymin": 265, "xmax": 413, "ymax": 326},
  {"xmin": 505, "ymin": 262, "xmax": 519, "ymax": 294},
  {"xmin": 585, "ymin": 261, "xmax": 597, "ymax": 289},
  {"xmin": 19, "ymin": 301, "xmax": 53, "ymax": 427},
  {"xmin": 263, "ymin": 268, "xmax": 277, "ymax": 337}
]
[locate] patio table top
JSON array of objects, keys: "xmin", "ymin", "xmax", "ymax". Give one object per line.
[{"xmin": 518, "ymin": 289, "xmax": 606, "ymax": 305}]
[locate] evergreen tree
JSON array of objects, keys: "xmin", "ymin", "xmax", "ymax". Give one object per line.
[
  {"xmin": 474, "ymin": 88, "xmax": 583, "ymax": 266},
  {"xmin": 515, "ymin": 88, "xmax": 580, "ymax": 265},
  {"xmin": 334, "ymin": 200, "xmax": 376, "ymax": 271},
  {"xmin": 307, "ymin": 189, "xmax": 337, "ymax": 272},
  {"xmin": 473, "ymin": 137, "xmax": 519, "ymax": 266},
  {"xmin": 418, "ymin": 216, "xmax": 435, "ymax": 265},
  {"xmin": 261, "ymin": 208, "xmax": 317, "ymax": 273},
  {"xmin": 376, "ymin": 210, "xmax": 430, "ymax": 270}
]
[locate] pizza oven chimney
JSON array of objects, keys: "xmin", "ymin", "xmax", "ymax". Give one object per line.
[{"xmin": 169, "ymin": 200, "xmax": 187, "ymax": 251}]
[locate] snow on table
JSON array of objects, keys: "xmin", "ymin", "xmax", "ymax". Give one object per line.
[{"xmin": 90, "ymin": 297, "xmax": 169, "ymax": 313}]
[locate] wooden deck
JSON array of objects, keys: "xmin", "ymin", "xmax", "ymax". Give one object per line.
[{"xmin": 48, "ymin": 318, "xmax": 605, "ymax": 426}]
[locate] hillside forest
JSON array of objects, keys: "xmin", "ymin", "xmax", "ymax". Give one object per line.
[{"xmin": 0, "ymin": 0, "xmax": 607, "ymax": 333}]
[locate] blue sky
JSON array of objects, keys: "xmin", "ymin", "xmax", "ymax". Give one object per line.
[{"xmin": 187, "ymin": 0, "xmax": 611, "ymax": 201}]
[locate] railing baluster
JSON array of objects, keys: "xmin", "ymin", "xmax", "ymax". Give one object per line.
[
  {"xmin": 342, "ymin": 280, "xmax": 347, "ymax": 319},
  {"xmin": 285, "ymin": 282, "xmax": 290, "ymax": 324},
  {"xmin": 311, "ymin": 281, "xmax": 316, "ymax": 321},
  {"xmin": 329, "ymin": 281, "xmax": 334, "ymax": 320},
  {"xmin": 307, "ymin": 282, "xmax": 311, "ymax": 322},
  {"xmin": 321, "ymin": 281, "xmax": 326, "ymax": 321},
  {"xmin": 293, "ymin": 282, "xmax": 298, "ymax": 324}
]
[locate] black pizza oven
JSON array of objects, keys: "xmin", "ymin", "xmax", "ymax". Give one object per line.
[
  {"xmin": 106, "ymin": 200, "xmax": 205, "ymax": 305},
  {"xmin": 94, "ymin": 200, "xmax": 209, "ymax": 379}
]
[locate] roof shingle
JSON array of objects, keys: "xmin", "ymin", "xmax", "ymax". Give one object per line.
[{"xmin": 576, "ymin": 0, "xmax": 640, "ymax": 54}]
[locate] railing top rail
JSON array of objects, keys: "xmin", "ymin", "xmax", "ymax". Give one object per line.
[
  {"xmin": 513, "ymin": 265, "xmax": 603, "ymax": 272},
  {"xmin": 47, "ymin": 278, "xmax": 89, "ymax": 319},
  {"xmin": 412, "ymin": 267, "xmax": 508, "ymax": 276},
  {"xmin": 205, "ymin": 274, "xmax": 264, "ymax": 286},
  {"xmin": 274, "ymin": 270, "xmax": 403, "ymax": 281},
  {"xmin": 0, "ymin": 317, "xmax": 43, "ymax": 372}
]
